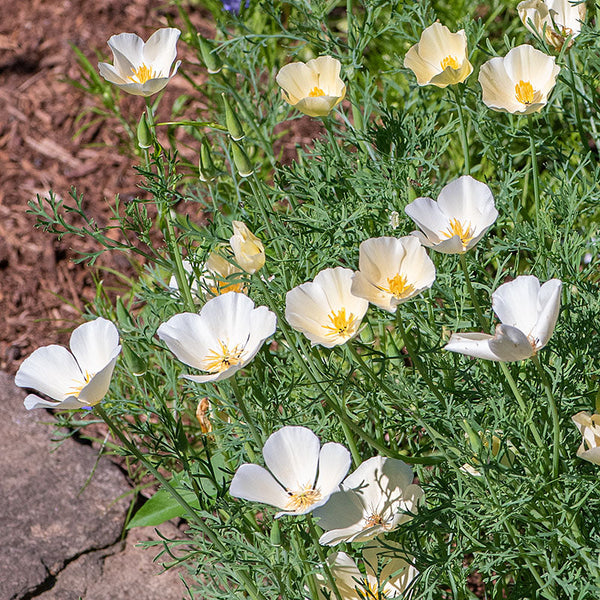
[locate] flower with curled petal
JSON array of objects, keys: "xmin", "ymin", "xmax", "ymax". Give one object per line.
[
  {"xmin": 276, "ymin": 56, "xmax": 346, "ymax": 118},
  {"xmin": 405, "ymin": 176, "xmax": 498, "ymax": 254},
  {"xmin": 445, "ymin": 275, "xmax": 562, "ymax": 362},
  {"xmin": 404, "ymin": 22, "xmax": 473, "ymax": 88},
  {"xmin": 478, "ymin": 44, "xmax": 560, "ymax": 115},
  {"xmin": 230, "ymin": 221, "xmax": 265, "ymax": 274},
  {"xmin": 229, "ymin": 425, "xmax": 351, "ymax": 518},
  {"xmin": 98, "ymin": 28, "xmax": 181, "ymax": 97},
  {"xmin": 157, "ymin": 292, "xmax": 276, "ymax": 383},
  {"xmin": 572, "ymin": 412, "xmax": 600, "ymax": 465},
  {"xmin": 15, "ymin": 318, "xmax": 121, "ymax": 410}
]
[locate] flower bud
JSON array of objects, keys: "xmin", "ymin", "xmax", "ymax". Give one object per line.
[
  {"xmin": 137, "ymin": 112, "xmax": 153, "ymax": 149},
  {"xmin": 198, "ymin": 35, "xmax": 222, "ymax": 74},
  {"xmin": 230, "ymin": 221, "xmax": 265, "ymax": 274},
  {"xmin": 199, "ymin": 137, "xmax": 218, "ymax": 182},
  {"xmin": 231, "ymin": 141, "xmax": 254, "ymax": 178},
  {"xmin": 222, "ymin": 93, "xmax": 245, "ymax": 141}
]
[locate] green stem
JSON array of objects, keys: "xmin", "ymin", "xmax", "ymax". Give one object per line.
[
  {"xmin": 307, "ymin": 515, "xmax": 343, "ymax": 600},
  {"xmin": 293, "ymin": 528, "xmax": 321, "ymax": 600},
  {"xmin": 459, "ymin": 253, "xmax": 487, "ymax": 330},
  {"xmin": 453, "ymin": 86, "xmax": 470, "ymax": 175},
  {"xmin": 96, "ymin": 405, "xmax": 267, "ymax": 600},
  {"xmin": 532, "ymin": 354, "xmax": 561, "ymax": 478},
  {"xmin": 526, "ymin": 113, "xmax": 540, "ymax": 231},
  {"xmin": 230, "ymin": 376, "xmax": 263, "ymax": 450},
  {"xmin": 567, "ymin": 53, "xmax": 589, "ymax": 155}
]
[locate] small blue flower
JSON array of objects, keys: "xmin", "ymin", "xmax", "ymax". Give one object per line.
[{"xmin": 221, "ymin": 0, "xmax": 249, "ymax": 14}]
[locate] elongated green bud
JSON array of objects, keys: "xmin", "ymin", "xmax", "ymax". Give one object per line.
[
  {"xmin": 198, "ymin": 35, "xmax": 222, "ymax": 74},
  {"xmin": 122, "ymin": 343, "xmax": 147, "ymax": 377},
  {"xmin": 116, "ymin": 296, "xmax": 135, "ymax": 332},
  {"xmin": 270, "ymin": 519, "xmax": 281, "ymax": 546},
  {"xmin": 231, "ymin": 141, "xmax": 254, "ymax": 178},
  {"xmin": 199, "ymin": 137, "xmax": 217, "ymax": 182},
  {"xmin": 137, "ymin": 112, "xmax": 153, "ymax": 149},
  {"xmin": 461, "ymin": 419, "xmax": 482, "ymax": 453},
  {"xmin": 222, "ymin": 93, "xmax": 245, "ymax": 141}
]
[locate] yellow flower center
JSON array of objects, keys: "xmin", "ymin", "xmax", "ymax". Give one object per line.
[
  {"xmin": 286, "ymin": 484, "xmax": 322, "ymax": 511},
  {"xmin": 129, "ymin": 63, "xmax": 155, "ymax": 84},
  {"xmin": 441, "ymin": 218, "xmax": 474, "ymax": 248},
  {"xmin": 440, "ymin": 55, "xmax": 459, "ymax": 70},
  {"xmin": 363, "ymin": 512, "xmax": 389, "ymax": 529},
  {"xmin": 515, "ymin": 80, "xmax": 535, "ymax": 105},
  {"xmin": 385, "ymin": 274, "xmax": 415, "ymax": 299},
  {"xmin": 204, "ymin": 341, "xmax": 245, "ymax": 373},
  {"xmin": 308, "ymin": 86, "xmax": 326, "ymax": 97},
  {"xmin": 208, "ymin": 281, "xmax": 245, "ymax": 296},
  {"xmin": 67, "ymin": 370, "xmax": 93, "ymax": 397},
  {"xmin": 358, "ymin": 580, "xmax": 387, "ymax": 600},
  {"xmin": 323, "ymin": 308, "xmax": 359, "ymax": 339}
]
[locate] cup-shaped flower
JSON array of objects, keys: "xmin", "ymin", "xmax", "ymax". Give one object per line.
[
  {"xmin": 404, "ymin": 23, "xmax": 473, "ymax": 88},
  {"xmin": 98, "ymin": 28, "xmax": 181, "ymax": 97},
  {"xmin": 313, "ymin": 456, "xmax": 424, "ymax": 546},
  {"xmin": 445, "ymin": 275, "xmax": 562, "ymax": 361},
  {"xmin": 276, "ymin": 56, "xmax": 346, "ymax": 118},
  {"xmin": 230, "ymin": 221, "xmax": 265, "ymax": 274},
  {"xmin": 478, "ymin": 44, "xmax": 560, "ymax": 115},
  {"xmin": 518, "ymin": 0, "xmax": 586, "ymax": 51},
  {"xmin": 405, "ymin": 176, "xmax": 498, "ymax": 254},
  {"xmin": 316, "ymin": 548, "xmax": 418, "ymax": 600},
  {"xmin": 15, "ymin": 318, "xmax": 121, "ymax": 410},
  {"xmin": 351, "ymin": 236, "xmax": 436, "ymax": 313},
  {"xmin": 572, "ymin": 412, "xmax": 600, "ymax": 465},
  {"xmin": 229, "ymin": 425, "xmax": 351, "ymax": 518},
  {"xmin": 285, "ymin": 267, "xmax": 369, "ymax": 348},
  {"xmin": 157, "ymin": 292, "xmax": 276, "ymax": 383}
]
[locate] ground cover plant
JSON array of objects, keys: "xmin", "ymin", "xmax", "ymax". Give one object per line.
[{"xmin": 16, "ymin": 0, "xmax": 600, "ymax": 598}]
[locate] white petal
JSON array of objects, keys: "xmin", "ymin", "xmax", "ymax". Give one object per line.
[
  {"xmin": 276, "ymin": 62, "xmax": 318, "ymax": 103},
  {"xmin": 69, "ymin": 318, "xmax": 120, "ymax": 374},
  {"xmin": 405, "ymin": 196, "xmax": 450, "ymax": 243},
  {"xmin": 492, "ymin": 275, "xmax": 541, "ymax": 334},
  {"xmin": 77, "ymin": 351, "xmax": 120, "ymax": 406},
  {"xmin": 107, "ymin": 33, "xmax": 143, "ymax": 77},
  {"xmin": 15, "ymin": 345, "xmax": 83, "ymax": 402},
  {"xmin": 98, "ymin": 62, "xmax": 128, "ymax": 84},
  {"xmin": 229, "ymin": 464, "xmax": 290, "ymax": 509},
  {"xmin": 529, "ymin": 278, "xmax": 562, "ymax": 349},
  {"xmin": 23, "ymin": 394, "xmax": 85, "ymax": 411},
  {"xmin": 479, "ymin": 57, "xmax": 524, "ymax": 113},
  {"xmin": 315, "ymin": 442, "xmax": 352, "ymax": 497},
  {"xmin": 445, "ymin": 332, "xmax": 500, "ymax": 361},
  {"xmin": 504, "ymin": 44, "xmax": 558, "ymax": 98},
  {"xmin": 306, "ymin": 56, "xmax": 345, "ymax": 97},
  {"xmin": 262, "ymin": 426, "xmax": 320, "ymax": 491},
  {"xmin": 142, "ymin": 28, "xmax": 180, "ymax": 76},
  {"xmin": 436, "ymin": 176, "xmax": 496, "ymax": 228},
  {"xmin": 488, "ymin": 324, "xmax": 535, "ymax": 361},
  {"xmin": 313, "ymin": 489, "xmax": 365, "ymax": 545},
  {"xmin": 157, "ymin": 312, "xmax": 214, "ymax": 370}
]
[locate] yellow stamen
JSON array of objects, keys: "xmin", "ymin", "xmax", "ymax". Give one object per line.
[
  {"xmin": 363, "ymin": 512, "xmax": 389, "ymax": 529},
  {"xmin": 208, "ymin": 281, "xmax": 245, "ymax": 296},
  {"xmin": 385, "ymin": 274, "xmax": 415, "ymax": 300},
  {"xmin": 308, "ymin": 86, "xmax": 325, "ymax": 97},
  {"xmin": 358, "ymin": 580, "xmax": 385, "ymax": 600},
  {"xmin": 67, "ymin": 370, "xmax": 93, "ymax": 397},
  {"xmin": 515, "ymin": 80, "xmax": 535, "ymax": 105},
  {"xmin": 440, "ymin": 55, "xmax": 459, "ymax": 70},
  {"xmin": 441, "ymin": 218, "xmax": 474, "ymax": 248},
  {"xmin": 129, "ymin": 63, "xmax": 155, "ymax": 84},
  {"xmin": 286, "ymin": 484, "xmax": 322, "ymax": 511},
  {"xmin": 203, "ymin": 341, "xmax": 245, "ymax": 374},
  {"xmin": 323, "ymin": 308, "xmax": 359, "ymax": 339}
]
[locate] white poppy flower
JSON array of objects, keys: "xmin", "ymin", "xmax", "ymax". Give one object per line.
[
  {"xmin": 445, "ymin": 275, "xmax": 562, "ymax": 362},
  {"xmin": 518, "ymin": 0, "xmax": 586, "ymax": 51},
  {"xmin": 313, "ymin": 456, "xmax": 424, "ymax": 546},
  {"xmin": 478, "ymin": 44, "xmax": 560, "ymax": 115},
  {"xmin": 405, "ymin": 176, "xmax": 498, "ymax": 254},
  {"xmin": 230, "ymin": 221, "xmax": 265, "ymax": 274},
  {"xmin": 98, "ymin": 28, "xmax": 181, "ymax": 97},
  {"xmin": 157, "ymin": 292, "xmax": 276, "ymax": 383},
  {"xmin": 572, "ymin": 412, "xmax": 600, "ymax": 466},
  {"xmin": 404, "ymin": 22, "xmax": 473, "ymax": 88},
  {"xmin": 285, "ymin": 267, "xmax": 369, "ymax": 348},
  {"xmin": 229, "ymin": 425, "xmax": 351, "ymax": 517},
  {"xmin": 351, "ymin": 236, "xmax": 436, "ymax": 313},
  {"xmin": 316, "ymin": 548, "xmax": 418, "ymax": 600},
  {"xmin": 15, "ymin": 318, "xmax": 121, "ymax": 410},
  {"xmin": 276, "ymin": 56, "xmax": 346, "ymax": 117}
]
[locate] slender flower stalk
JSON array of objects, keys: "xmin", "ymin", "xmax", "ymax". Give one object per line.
[
  {"xmin": 453, "ymin": 86, "xmax": 470, "ymax": 174},
  {"xmin": 527, "ymin": 113, "xmax": 541, "ymax": 230}
]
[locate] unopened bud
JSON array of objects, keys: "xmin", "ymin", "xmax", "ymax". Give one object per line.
[
  {"xmin": 199, "ymin": 137, "xmax": 217, "ymax": 182},
  {"xmin": 122, "ymin": 343, "xmax": 147, "ymax": 377},
  {"xmin": 231, "ymin": 141, "xmax": 254, "ymax": 178},
  {"xmin": 222, "ymin": 93, "xmax": 245, "ymax": 141},
  {"xmin": 270, "ymin": 519, "xmax": 281, "ymax": 546},
  {"xmin": 461, "ymin": 420, "xmax": 482, "ymax": 453},
  {"xmin": 198, "ymin": 35, "xmax": 222, "ymax": 74},
  {"xmin": 137, "ymin": 112, "xmax": 153, "ymax": 149}
]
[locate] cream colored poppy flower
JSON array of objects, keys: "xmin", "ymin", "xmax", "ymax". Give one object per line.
[
  {"xmin": 405, "ymin": 176, "xmax": 498, "ymax": 254},
  {"xmin": 230, "ymin": 221, "xmax": 265, "ymax": 274},
  {"xmin": 445, "ymin": 275, "xmax": 562, "ymax": 362},
  {"xmin": 157, "ymin": 292, "xmax": 276, "ymax": 383},
  {"xmin": 351, "ymin": 236, "xmax": 436, "ymax": 313},
  {"xmin": 285, "ymin": 267, "xmax": 369, "ymax": 348},
  {"xmin": 276, "ymin": 56, "xmax": 346, "ymax": 117},
  {"xmin": 572, "ymin": 412, "xmax": 600, "ymax": 465},
  {"xmin": 98, "ymin": 28, "xmax": 181, "ymax": 97},
  {"xmin": 404, "ymin": 22, "xmax": 473, "ymax": 88},
  {"xmin": 478, "ymin": 44, "xmax": 560, "ymax": 115},
  {"xmin": 518, "ymin": 0, "xmax": 586, "ymax": 51}
]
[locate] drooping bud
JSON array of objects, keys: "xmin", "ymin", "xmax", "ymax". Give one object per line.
[
  {"xmin": 137, "ymin": 112, "xmax": 153, "ymax": 149},
  {"xmin": 198, "ymin": 35, "xmax": 222, "ymax": 74},
  {"xmin": 199, "ymin": 137, "xmax": 218, "ymax": 182},
  {"xmin": 222, "ymin": 93, "xmax": 245, "ymax": 141},
  {"xmin": 231, "ymin": 141, "xmax": 254, "ymax": 178}
]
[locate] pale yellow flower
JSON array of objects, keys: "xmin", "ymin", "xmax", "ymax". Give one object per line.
[
  {"xmin": 230, "ymin": 221, "xmax": 265, "ymax": 274},
  {"xmin": 404, "ymin": 22, "xmax": 473, "ymax": 88},
  {"xmin": 276, "ymin": 56, "xmax": 346, "ymax": 117},
  {"xmin": 572, "ymin": 411, "xmax": 600, "ymax": 465},
  {"xmin": 518, "ymin": 0, "xmax": 586, "ymax": 51},
  {"xmin": 478, "ymin": 44, "xmax": 560, "ymax": 115}
]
